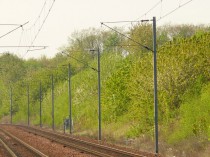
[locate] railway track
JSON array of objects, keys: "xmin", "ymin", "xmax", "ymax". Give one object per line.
[
  {"xmin": 14, "ymin": 125, "xmax": 158, "ymax": 157},
  {"xmin": 0, "ymin": 137, "xmax": 17, "ymax": 157},
  {"xmin": 0, "ymin": 127, "xmax": 48, "ymax": 157}
]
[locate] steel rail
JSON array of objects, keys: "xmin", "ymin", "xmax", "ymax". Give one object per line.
[
  {"xmin": 0, "ymin": 137, "xmax": 17, "ymax": 157},
  {"xmin": 17, "ymin": 125, "xmax": 151, "ymax": 157},
  {"xmin": 0, "ymin": 128, "xmax": 48, "ymax": 157},
  {"xmin": 18, "ymin": 126, "xmax": 113, "ymax": 157}
]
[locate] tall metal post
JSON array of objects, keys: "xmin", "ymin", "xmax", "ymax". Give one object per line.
[
  {"xmin": 10, "ymin": 86, "xmax": 13, "ymax": 124},
  {"xmin": 97, "ymin": 47, "xmax": 102, "ymax": 141},
  {"xmin": 68, "ymin": 63, "xmax": 72, "ymax": 134},
  {"xmin": 39, "ymin": 81, "xmax": 42, "ymax": 128},
  {"xmin": 51, "ymin": 74, "xmax": 54, "ymax": 130},
  {"xmin": 153, "ymin": 16, "xmax": 158, "ymax": 155},
  {"xmin": 27, "ymin": 84, "xmax": 30, "ymax": 126}
]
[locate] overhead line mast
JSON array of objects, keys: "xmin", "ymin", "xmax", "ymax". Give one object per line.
[{"xmin": 101, "ymin": 16, "xmax": 159, "ymax": 155}]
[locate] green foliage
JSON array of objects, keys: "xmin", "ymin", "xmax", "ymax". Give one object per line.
[
  {"xmin": 102, "ymin": 32, "xmax": 210, "ymax": 138},
  {"xmin": 127, "ymin": 23, "xmax": 153, "ymax": 53},
  {"xmin": 0, "ymin": 25, "xmax": 209, "ymax": 154},
  {"xmin": 31, "ymin": 52, "xmax": 125, "ymax": 132},
  {"xmin": 169, "ymin": 83, "xmax": 210, "ymax": 143},
  {"xmin": 158, "ymin": 24, "xmax": 210, "ymax": 40},
  {"xmin": 102, "ymin": 56, "xmax": 132, "ymax": 122},
  {"xmin": 0, "ymin": 53, "xmax": 26, "ymax": 85},
  {"xmin": 103, "ymin": 29, "xmax": 125, "ymax": 52}
]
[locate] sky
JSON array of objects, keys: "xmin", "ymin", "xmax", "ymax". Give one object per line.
[{"xmin": 0, "ymin": 0, "xmax": 209, "ymax": 59}]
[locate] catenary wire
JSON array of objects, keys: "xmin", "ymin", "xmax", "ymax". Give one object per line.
[
  {"xmin": 136, "ymin": 0, "xmax": 163, "ymax": 20},
  {"xmin": 122, "ymin": 0, "xmax": 162, "ymax": 27},
  {"xmin": 0, "ymin": 24, "xmax": 22, "ymax": 26},
  {"xmin": 157, "ymin": 0, "xmax": 194, "ymax": 21},
  {"xmin": 0, "ymin": 46, "xmax": 47, "ymax": 48},
  {"xmin": 16, "ymin": 28, "xmax": 24, "ymax": 53},
  {"xmin": 62, "ymin": 51, "xmax": 98, "ymax": 71},
  {"xmin": 100, "ymin": 0, "xmax": 194, "ymax": 54},
  {"xmin": 29, "ymin": 0, "xmax": 48, "ymax": 30},
  {"xmin": 0, "ymin": 21, "xmax": 29, "ymax": 39},
  {"xmin": 23, "ymin": 0, "xmax": 56, "ymax": 57},
  {"xmin": 101, "ymin": 22, "xmax": 153, "ymax": 52}
]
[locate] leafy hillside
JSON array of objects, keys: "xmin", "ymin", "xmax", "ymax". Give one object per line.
[{"xmin": 0, "ymin": 25, "xmax": 209, "ymax": 156}]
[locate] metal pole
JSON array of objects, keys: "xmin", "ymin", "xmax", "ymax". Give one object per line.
[
  {"xmin": 27, "ymin": 84, "xmax": 30, "ymax": 126},
  {"xmin": 51, "ymin": 74, "xmax": 54, "ymax": 130},
  {"xmin": 153, "ymin": 16, "xmax": 158, "ymax": 155},
  {"xmin": 10, "ymin": 86, "xmax": 13, "ymax": 124},
  {"xmin": 68, "ymin": 63, "xmax": 72, "ymax": 134},
  {"xmin": 39, "ymin": 81, "xmax": 42, "ymax": 128},
  {"xmin": 97, "ymin": 47, "xmax": 102, "ymax": 141}
]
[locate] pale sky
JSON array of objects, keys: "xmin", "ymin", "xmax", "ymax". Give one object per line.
[{"xmin": 0, "ymin": 0, "xmax": 209, "ymax": 59}]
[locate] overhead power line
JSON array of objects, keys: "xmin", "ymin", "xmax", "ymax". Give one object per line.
[
  {"xmin": 120, "ymin": 0, "xmax": 193, "ymax": 26},
  {"xmin": 101, "ymin": 22, "xmax": 153, "ymax": 52},
  {"xmin": 16, "ymin": 29, "xmax": 24, "ymax": 53},
  {"xmin": 0, "ymin": 24, "xmax": 23, "ymax": 26},
  {"xmin": 0, "ymin": 21, "xmax": 29, "ymax": 39},
  {"xmin": 102, "ymin": 0, "xmax": 194, "ymax": 26},
  {"xmin": 101, "ymin": 20, "xmax": 150, "ymax": 24},
  {"xmin": 157, "ymin": 0, "xmax": 194, "ymax": 21},
  {"xmin": 101, "ymin": 20, "xmax": 143, "ymax": 24},
  {"xmin": 23, "ymin": 0, "xmax": 56, "ymax": 57},
  {"xmin": 18, "ymin": 0, "xmax": 48, "ymax": 55},
  {"xmin": 27, "ymin": 47, "xmax": 47, "ymax": 52},
  {"xmin": 0, "ymin": 46, "xmax": 47, "ymax": 48},
  {"xmin": 61, "ymin": 51, "xmax": 98, "ymax": 71},
  {"xmin": 28, "ymin": 0, "xmax": 56, "ymax": 47},
  {"xmin": 121, "ymin": 0, "xmax": 162, "ymax": 27},
  {"xmin": 137, "ymin": 0, "xmax": 163, "ymax": 20},
  {"xmin": 30, "ymin": 0, "xmax": 48, "ymax": 29}
]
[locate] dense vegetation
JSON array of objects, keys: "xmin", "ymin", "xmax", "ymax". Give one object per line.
[{"xmin": 0, "ymin": 24, "xmax": 209, "ymax": 156}]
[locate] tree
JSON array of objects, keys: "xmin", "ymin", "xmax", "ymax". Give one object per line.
[
  {"xmin": 127, "ymin": 23, "xmax": 153, "ymax": 54},
  {"xmin": 68, "ymin": 28, "xmax": 102, "ymax": 56},
  {"xmin": 0, "ymin": 53, "xmax": 26, "ymax": 85}
]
